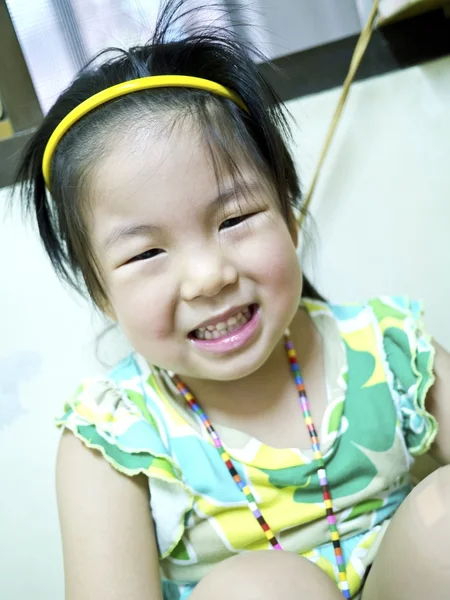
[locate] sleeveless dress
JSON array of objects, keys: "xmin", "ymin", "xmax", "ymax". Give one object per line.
[{"xmin": 57, "ymin": 296, "xmax": 438, "ymax": 599}]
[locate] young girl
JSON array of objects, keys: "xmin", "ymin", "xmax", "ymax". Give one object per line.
[{"xmin": 18, "ymin": 1, "xmax": 450, "ymax": 599}]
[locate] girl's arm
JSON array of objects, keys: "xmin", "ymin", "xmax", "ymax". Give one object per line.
[
  {"xmin": 56, "ymin": 430, "xmax": 163, "ymax": 600},
  {"xmin": 427, "ymin": 342, "xmax": 450, "ymax": 465}
]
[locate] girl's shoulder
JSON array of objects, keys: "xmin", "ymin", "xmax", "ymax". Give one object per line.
[
  {"xmin": 303, "ymin": 294, "xmax": 424, "ymax": 325},
  {"xmin": 56, "ymin": 355, "xmax": 194, "ymax": 559},
  {"xmin": 303, "ymin": 295, "xmax": 433, "ymax": 359},
  {"xmin": 56, "ymin": 353, "xmax": 187, "ymax": 482},
  {"xmin": 304, "ymin": 295, "xmax": 437, "ymax": 457}
]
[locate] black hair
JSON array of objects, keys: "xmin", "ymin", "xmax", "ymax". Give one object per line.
[{"xmin": 16, "ymin": 0, "xmax": 324, "ymax": 305}]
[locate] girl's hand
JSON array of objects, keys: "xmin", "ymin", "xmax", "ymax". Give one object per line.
[{"xmin": 428, "ymin": 342, "xmax": 450, "ymax": 465}]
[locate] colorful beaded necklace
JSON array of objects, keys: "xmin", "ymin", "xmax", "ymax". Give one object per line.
[{"xmin": 170, "ymin": 329, "xmax": 350, "ymax": 599}]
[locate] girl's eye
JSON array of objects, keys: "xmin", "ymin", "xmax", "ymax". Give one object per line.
[
  {"xmin": 128, "ymin": 249, "xmax": 164, "ymax": 263},
  {"xmin": 219, "ymin": 214, "xmax": 254, "ymax": 231}
]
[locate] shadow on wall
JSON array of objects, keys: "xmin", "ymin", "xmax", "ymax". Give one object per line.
[{"xmin": 0, "ymin": 351, "xmax": 42, "ymax": 429}]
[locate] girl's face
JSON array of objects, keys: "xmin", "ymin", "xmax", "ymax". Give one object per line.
[{"xmin": 88, "ymin": 122, "xmax": 302, "ymax": 381}]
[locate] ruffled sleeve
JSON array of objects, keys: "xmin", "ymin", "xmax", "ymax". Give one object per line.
[
  {"xmin": 56, "ymin": 373, "xmax": 194, "ymax": 558},
  {"xmin": 369, "ymin": 297, "xmax": 438, "ymax": 456}
]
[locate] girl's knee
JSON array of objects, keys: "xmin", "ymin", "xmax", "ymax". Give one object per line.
[
  {"xmin": 401, "ymin": 465, "xmax": 450, "ymax": 567},
  {"xmin": 411, "ymin": 465, "xmax": 450, "ymax": 527},
  {"xmin": 191, "ymin": 551, "xmax": 342, "ymax": 600},
  {"xmin": 363, "ymin": 466, "xmax": 450, "ymax": 599}
]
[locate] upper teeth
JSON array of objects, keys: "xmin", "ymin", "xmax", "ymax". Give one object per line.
[{"xmin": 194, "ymin": 308, "xmax": 252, "ymax": 340}]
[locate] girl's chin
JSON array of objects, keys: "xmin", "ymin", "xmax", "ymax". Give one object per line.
[{"xmin": 185, "ymin": 339, "xmax": 282, "ymax": 382}]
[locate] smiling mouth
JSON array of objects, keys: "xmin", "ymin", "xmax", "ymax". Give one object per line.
[{"xmin": 189, "ymin": 305, "xmax": 256, "ymax": 340}]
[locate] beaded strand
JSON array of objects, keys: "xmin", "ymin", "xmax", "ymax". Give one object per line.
[
  {"xmin": 173, "ymin": 376, "xmax": 282, "ymax": 550},
  {"xmin": 285, "ymin": 333, "xmax": 350, "ymax": 599},
  {"xmin": 171, "ymin": 330, "xmax": 350, "ymax": 598}
]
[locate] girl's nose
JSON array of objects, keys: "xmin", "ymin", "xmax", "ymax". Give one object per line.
[{"xmin": 180, "ymin": 250, "xmax": 238, "ymax": 302}]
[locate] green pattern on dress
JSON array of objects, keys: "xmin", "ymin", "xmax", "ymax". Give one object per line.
[{"xmin": 56, "ymin": 296, "xmax": 438, "ymax": 599}]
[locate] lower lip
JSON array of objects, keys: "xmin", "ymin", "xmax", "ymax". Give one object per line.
[{"xmin": 189, "ymin": 305, "xmax": 261, "ymax": 355}]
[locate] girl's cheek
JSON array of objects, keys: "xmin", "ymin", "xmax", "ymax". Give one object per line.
[
  {"xmin": 114, "ymin": 279, "xmax": 175, "ymax": 338},
  {"xmin": 244, "ymin": 230, "xmax": 300, "ymax": 283}
]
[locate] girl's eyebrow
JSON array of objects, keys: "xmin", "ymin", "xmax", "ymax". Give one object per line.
[
  {"xmin": 103, "ymin": 223, "xmax": 161, "ymax": 251},
  {"xmin": 103, "ymin": 181, "xmax": 262, "ymax": 250},
  {"xmin": 209, "ymin": 180, "xmax": 261, "ymax": 213}
]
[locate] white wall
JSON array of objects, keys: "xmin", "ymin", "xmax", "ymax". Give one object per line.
[
  {"xmin": 1, "ymin": 55, "xmax": 449, "ymax": 598},
  {"xmin": 242, "ymin": 0, "xmax": 361, "ymax": 58},
  {"xmin": 0, "ymin": 198, "xmax": 128, "ymax": 598},
  {"xmin": 290, "ymin": 55, "xmax": 450, "ymax": 347}
]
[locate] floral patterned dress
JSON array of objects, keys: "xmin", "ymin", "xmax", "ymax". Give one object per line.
[{"xmin": 57, "ymin": 296, "xmax": 437, "ymax": 599}]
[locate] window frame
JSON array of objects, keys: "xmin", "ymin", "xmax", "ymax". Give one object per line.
[{"xmin": 0, "ymin": 0, "xmax": 43, "ymax": 189}]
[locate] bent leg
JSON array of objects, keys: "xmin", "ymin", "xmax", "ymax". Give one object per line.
[
  {"xmin": 363, "ymin": 465, "xmax": 450, "ymax": 600},
  {"xmin": 190, "ymin": 550, "xmax": 342, "ymax": 600}
]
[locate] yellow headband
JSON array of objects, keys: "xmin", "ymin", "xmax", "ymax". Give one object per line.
[{"xmin": 42, "ymin": 75, "xmax": 248, "ymax": 188}]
